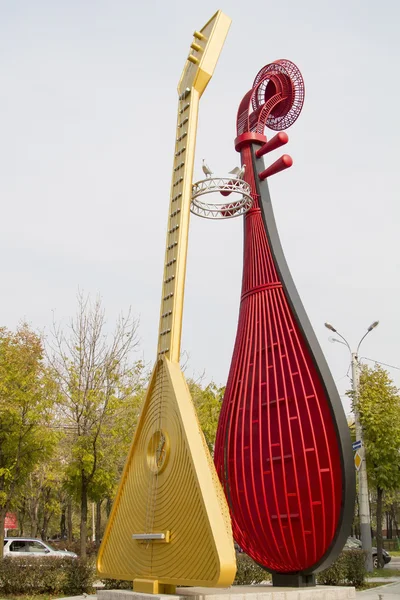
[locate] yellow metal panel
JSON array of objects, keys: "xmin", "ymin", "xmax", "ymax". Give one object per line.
[
  {"xmin": 178, "ymin": 11, "xmax": 231, "ymax": 97},
  {"xmin": 159, "ymin": 10, "xmax": 231, "ymax": 363},
  {"xmin": 133, "ymin": 580, "xmax": 176, "ymax": 594},
  {"xmin": 97, "ymin": 358, "xmax": 236, "ymax": 587},
  {"xmin": 97, "ymin": 11, "xmax": 235, "ymax": 590},
  {"xmin": 157, "ymin": 89, "xmax": 200, "ymax": 363},
  {"xmin": 193, "ymin": 12, "xmax": 231, "ymax": 96}
]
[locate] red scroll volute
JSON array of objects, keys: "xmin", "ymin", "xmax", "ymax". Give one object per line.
[{"xmin": 214, "ymin": 61, "xmax": 355, "ymax": 581}]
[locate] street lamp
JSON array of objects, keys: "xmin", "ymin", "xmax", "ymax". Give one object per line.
[{"xmin": 324, "ymin": 320, "xmax": 379, "ymax": 572}]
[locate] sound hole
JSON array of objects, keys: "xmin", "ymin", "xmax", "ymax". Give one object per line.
[{"xmin": 147, "ymin": 430, "xmax": 170, "ymax": 474}]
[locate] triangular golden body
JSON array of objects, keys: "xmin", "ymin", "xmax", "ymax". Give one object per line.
[{"xmin": 97, "ymin": 357, "xmax": 236, "ymax": 586}]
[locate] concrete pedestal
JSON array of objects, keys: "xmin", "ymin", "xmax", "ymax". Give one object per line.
[{"xmin": 98, "ymin": 584, "xmax": 355, "ymax": 600}]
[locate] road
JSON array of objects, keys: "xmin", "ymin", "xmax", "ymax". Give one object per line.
[{"xmin": 386, "ymin": 556, "xmax": 400, "ymax": 570}]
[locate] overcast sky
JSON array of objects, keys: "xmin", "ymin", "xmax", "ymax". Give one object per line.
[{"xmin": 1, "ymin": 0, "xmax": 399, "ymax": 415}]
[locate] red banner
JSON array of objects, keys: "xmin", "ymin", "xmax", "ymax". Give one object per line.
[{"xmin": 4, "ymin": 512, "xmax": 18, "ymax": 529}]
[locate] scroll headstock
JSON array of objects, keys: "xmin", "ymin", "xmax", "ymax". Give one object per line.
[{"xmin": 178, "ymin": 10, "xmax": 231, "ymax": 98}]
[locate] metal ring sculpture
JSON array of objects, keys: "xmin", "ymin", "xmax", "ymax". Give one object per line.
[
  {"xmin": 214, "ymin": 60, "xmax": 355, "ymax": 586},
  {"xmin": 237, "ymin": 59, "xmax": 305, "ymax": 136},
  {"xmin": 191, "ymin": 177, "xmax": 253, "ymax": 219}
]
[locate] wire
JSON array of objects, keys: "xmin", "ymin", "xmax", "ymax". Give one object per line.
[{"xmin": 359, "ymin": 357, "xmax": 400, "ymax": 372}]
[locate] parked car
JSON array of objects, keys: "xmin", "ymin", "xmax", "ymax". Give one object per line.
[
  {"xmin": 3, "ymin": 537, "xmax": 77, "ymax": 558},
  {"xmin": 345, "ymin": 536, "xmax": 391, "ymax": 568}
]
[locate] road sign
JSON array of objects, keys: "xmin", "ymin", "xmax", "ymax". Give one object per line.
[
  {"xmin": 354, "ymin": 451, "xmax": 362, "ymax": 471},
  {"xmin": 352, "ymin": 440, "xmax": 362, "ymax": 451}
]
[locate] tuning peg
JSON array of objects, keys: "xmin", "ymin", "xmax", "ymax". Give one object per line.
[
  {"xmin": 258, "ymin": 155, "xmax": 293, "ymax": 180},
  {"xmin": 255, "ymin": 132, "xmax": 289, "ymax": 158}
]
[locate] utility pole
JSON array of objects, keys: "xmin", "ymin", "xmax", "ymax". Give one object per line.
[
  {"xmin": 351, "ymin": 351, "xmax": 373, "ymax": 572},
  {"xmin": 325, "ymin": 320, "xmax": 378, "ymax": 572}
]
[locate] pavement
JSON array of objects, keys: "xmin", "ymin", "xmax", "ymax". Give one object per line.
[
  {"xmin": 356, "ymin": 580, "xmax": 400, "ymax": 598},
  {"xmin": 57, "ymin": 576, "xmax": 400, "ymax": 600}
]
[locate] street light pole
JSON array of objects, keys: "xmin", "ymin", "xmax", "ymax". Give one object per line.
[
  {"xmin": 324, "ymin": 320, "xmax": 379, "ymax": 572},
  {"xmin": 351, "ymin": 351, "xmax": 373, "ymax": 572}
]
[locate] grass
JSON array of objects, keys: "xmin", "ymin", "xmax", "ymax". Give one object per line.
[
  {"xmin": 0, "ymin": 596, "xmax": 55, "ymax": 600},
  {"xmin": 357, "ymin": 582, "xmax": 391, "ymax": 590},
  {"xmin": 371, "ymin": 568, "xmax": 400, "ymax": 578},
  {"xmin": 390, "ymin": 550, "xmax": 400, "ymax": 556},
  {"xmin": 0, "ymin": 595, "xmax": 96, "ymax": 600}
]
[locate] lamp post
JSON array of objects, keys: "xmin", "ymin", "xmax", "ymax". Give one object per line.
[{"xmin": 324, "ymin": 320, "xmax": 379, "ymax": 572}]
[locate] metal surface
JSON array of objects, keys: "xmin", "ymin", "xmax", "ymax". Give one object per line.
[
  {"xmin": 191, "ymin": 177, "xmax": 253, "ymax": 219},
  {"xmin": 351, "ymin": 352, "xmax": 373, "ymax": 571},
  {"xmin": 237, "ymin": 59, "xmax": 304, "ymax": 136},
  {"xmin": 214, "ymin": 60, "xmax": 355, "ymax": 581},
  {"xmin": 97, "ymin": 11, "xmax": 236, "ymax": 590},
  {"xmin": 132, "ymin": 533, "xmax": 168, "ymax": 541}
]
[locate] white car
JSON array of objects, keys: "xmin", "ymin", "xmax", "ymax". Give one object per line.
[{"xmin": 3, "ymin": 537, "xmax": 77, "ymax": 558}]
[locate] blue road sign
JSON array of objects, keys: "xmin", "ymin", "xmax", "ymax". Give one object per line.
[{"xmin": 352, "ymin": 440, "xmax": 362, "ymax": 451}]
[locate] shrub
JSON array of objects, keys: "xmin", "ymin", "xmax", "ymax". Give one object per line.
[
  {"xmin": 317, "ymin": 552, "xmax": 347, "ymax": 586},
  {"xmin": 0, "ymin": 555, "xmax": 96, "ymax": 596},
  {"xmin": 0, "ymin": 556, "xmax": 70, "ymax": 595},
  {"xmin": 102, "ymin": 578, "xmax": 133, "ymax": 589},
  {"xmin": 342, "ymin": 549, "xmax": 367, "ymax": 587},
  {"xmin": 317, "ymin": 549, "xmax": 366, "ymax": 587},
  {"xmin": 234, "ymin": 553, "xmax": 271, "ymax": 585},
  {"xmin": 63, "ymin": 558, "xmax": 96, "ymax": 595}
]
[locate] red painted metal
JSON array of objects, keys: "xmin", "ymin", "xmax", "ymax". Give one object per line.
[
  {"xmin": 215, "ymin": 60, "xmax": 352, "ymax": 576},
  {"xmin": 235, "ymin": 132, "xmax": 266, "ymax": 152},
  {"xmin": 256, "ymin": 132, "xmax": 289, "ymax": 158},
  {"xmin": 259, "ymin": 154, "xmax": 293, "ymax": 180},
  {"xmin": 236, "ymin": 60, "xmax": 304, "ymax": 136}
]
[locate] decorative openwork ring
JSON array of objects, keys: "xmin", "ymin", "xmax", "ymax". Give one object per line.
[
  {"xmin": 191, "ymin": 177, "xmax": 253, "ymax": 220},
  {"xmin": 252, "ymin": 59, "xmax": 305, "ymax": 131}
]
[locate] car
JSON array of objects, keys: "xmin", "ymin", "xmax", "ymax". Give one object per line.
[
  {"xmin": 3, "ymin": 537, "xmax": 77, "ymax": 558},
  {"xmin": 345, "ymin": 536, "xmax": 391, "ymax": 568}
]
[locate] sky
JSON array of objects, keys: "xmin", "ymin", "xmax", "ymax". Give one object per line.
[{"xmin": 1, "ymin": 0, "xmax": 399, "ymax": 416}]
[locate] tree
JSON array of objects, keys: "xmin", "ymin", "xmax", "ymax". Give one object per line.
[
  {"xmin": 18, "ymin": 443, "xmax": 68, "ymax": 540},
  {"xmin": 357, "ymin": 364, "xmax": 400, "ymax": 567},
  {"xmin": 0, "ymin": 324, "xmax": 57, "ymax": 556},
  {"xmin": 47, "ymin": 293, "xmax": 142, "ymax": 558},
  {"xmin": 188, "ymin": 380, "xmax": 224, "ymax": 454}
]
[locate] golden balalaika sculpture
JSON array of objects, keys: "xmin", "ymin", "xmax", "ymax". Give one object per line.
[{"xmin": 97, "ymin": 11, "xmax": 236, "ymax": 594}]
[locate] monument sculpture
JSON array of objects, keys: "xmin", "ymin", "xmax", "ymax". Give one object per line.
[
  {"xmin": 97, "ymin": 11, "xmax": 236, "ymax": 594},
  {"xmin": 98, "ymin": 11, "xmax": 355, "ymax": 594},
  {"xmin": 214, "ymin": 60, "xmax": 355, "ymax": 587}
]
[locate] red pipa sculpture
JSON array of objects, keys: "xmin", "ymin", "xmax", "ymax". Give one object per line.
[{"xmin": 214, "ymin": 60, "xmax": 355, "ymax": 587}]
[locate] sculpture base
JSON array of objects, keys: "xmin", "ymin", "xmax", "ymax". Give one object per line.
[
  {"xmin": 272, "ymin": 573, "xmax": 315, "ymax": 587},
  {"xmin": 98, "ymin": 583, "xmax": 355, "ymax": 600}
]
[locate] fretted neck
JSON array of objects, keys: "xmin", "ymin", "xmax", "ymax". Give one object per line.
[{"xmin": 157, "ymin": 88, "xmax": 200, "ymax": 363}]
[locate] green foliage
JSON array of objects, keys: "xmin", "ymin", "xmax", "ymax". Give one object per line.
[
  {"xmin": 48, "ymin": 293, "xmax": 144, "ymax": 555},
  {"xmin": 63, "ymin": 558, "xmax": 96, "ymax": 595},
  {"xmin": 0, "ymin": 324, "xmax": 58, "ymax": 550},
  {"xmin": 317, "ymin": 552, "xmax": 347, "ymax": 585},
  {"xmin": 317, "ymin": 550, "xmax": 366, "ymax": 587},
  {"xmin": 233, "ymin": 553, "xmax": 271, "ymax": 585},
  {"xmin": 344, "ymin": 549, "xmax": 367, "ymax": 587},
  {"xmin": 189, "ymin": 380, "xmax": 224, "ymax": 453},
  {"xmin": 357, "ymin": 365, "xmax": 400, "ymax": 492},
  {"xmin": 102, "ymin": 578, "xmax": 133, "ymax": 589},
  {"xmin": 0, "ymin": 556, "xmax": 74, "ymax": 595}
]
